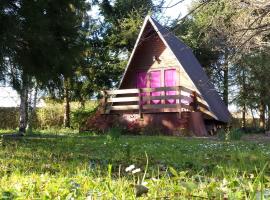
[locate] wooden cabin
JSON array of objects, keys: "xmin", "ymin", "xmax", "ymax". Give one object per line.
[{"xmin": 99, "ymin": 16, "xmax": 231, "ymax": 136}]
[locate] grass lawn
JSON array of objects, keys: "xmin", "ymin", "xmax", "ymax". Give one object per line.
[{"xmin": 0, "ymin": 132, "xmax": 270, "ymax": 199}]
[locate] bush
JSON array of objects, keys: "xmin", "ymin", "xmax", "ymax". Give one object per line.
[
  {"xmin": 0, "ymin": 108, "xmax": 19, "ymax": 129},
  {"xmin": 106, "ymin": 126, "xmax": 123, "ymax": 141},
  {"xmin": 217, "ymin": 128, "xmax": 244, "ymax": 141},
  {"xmin": 71, "ymin": 106, "xmax": 97, "ymax": 130},
  {"xmin": 217, "ymin": 129, "xmax": 226, "ymax": 141},
  {"xmin": 0, "ymin": 100, "xmax": 97, "ymax": 130},
  {"xmin": 230, "ymin": 128, "xmax": 244, "ymax": 140}
]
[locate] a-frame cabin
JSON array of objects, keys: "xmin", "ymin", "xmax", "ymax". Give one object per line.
[{"xmin": 100, "ymin": 16, "xmax": 231, "ymax": 136}]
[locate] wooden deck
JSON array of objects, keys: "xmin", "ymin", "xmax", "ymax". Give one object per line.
[{"xmin": 101, "ymin": 86, "xmax": 215, "ymax": 119}]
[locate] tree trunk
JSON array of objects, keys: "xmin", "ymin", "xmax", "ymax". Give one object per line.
[
  {"xmin": 242, "ymin": 104, "xmax": 246, "ymax": 129},
  {"xmin": 241, "ymin": 68, "xmax": 246, "ymax": 130},
  {"xmin": 27, "ymin": 86, "xmax": 38, "ymax": 134},
  {"xmin": 223, "ymin": 52, "xmax": 229, "ymax": 107},
  {"xmin": 259, "ymin": 100, "xmax": 265, "ymax": 130},
  {"xmin": 64, "ymin": 79, "xmax": 71, "ymax": 128},
  {"xmin": 250, "ymin": 107, "xmax": 257, "ymax": 128},
  {"xmin": 19, "ymin": 84, "xmax": 29, "ymax": 135},
  {"xmin": 267, "ymin": 105, "xmax": 270, "ymax": 131}
]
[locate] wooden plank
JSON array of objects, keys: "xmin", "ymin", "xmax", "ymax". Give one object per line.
[
  {"xmin": 106, "ymin": 89, "xmax": 139, "ymax": 95},
  {"xmin": 178, "ymin": 86, "xmax": 181, "ymax": 119},
  {"xmin": 198, "ymin": 106, "xmax": 217, "ymax": 119},
  {"xmin": 107, "ymin": 96, "xmax": 139, "ymax": 103},
  {"xmin": 138, "ymin": 88, "xmax": 143, "ymax": 119},
  {"xmin": 196, "ymin": 97, "xmax": 208, "ymax": 107},
  {"xmin": 108, "ymin": 105, "xmax": 139, "ymax": 110},
  {"xmin": 180, "ymin": 86, "xmax": 203, "ymax": 99},
  {"xmin": 141, "ymin": 86, "xmax": 179, "ymax": 93},
  {"xmin": 142, "ymin": 95, "xmax": 179, "ymax": 101},
  {"xmin": 197, "ymin": 101, "xmax": 209, "ymax": 111},
  {"xmin": 143, "ymin": 104, "xmax": 180, "ymax": 110},
  {"xmin": 143, "ymin": 108, "xmax": 180, "ymax": 113},
  {"xmin": 142, "ymin": 94, "xmax": 193, "ymax": 101},
  {"xmin": 179, "ymin": 86, "xmax": 194, "ymax": 94}
]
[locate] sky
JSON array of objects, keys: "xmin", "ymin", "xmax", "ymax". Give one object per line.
[
  {"xmin": 158, "ymin": 0, "xmax": 194, "ymax": 20},
  {"xmin": 0, "ymin": 0, "xmax": 195, "ymax": 107}
]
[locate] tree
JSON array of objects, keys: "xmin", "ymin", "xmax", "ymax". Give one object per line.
[
  {"xmin": 0, "ymin": 0, "xmax": 89, "ymax": 134},
  {"xmin": 94, "ymin": 0, "xmax": 163, "ymax": 86}
]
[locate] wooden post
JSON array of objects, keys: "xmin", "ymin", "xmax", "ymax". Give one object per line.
[
  {"xmin": 178, "ymin": 86, "xmax": 181, "ymax": 119},
  {"xmin": 139, "ymin": 88, "xmax": 143, "ymax": 119},
  {"xmin": 163, "ymin": 87, "xmax": 166, "ymax": 112},
  {"xmin": 192, "ymin": 91, "xmax": 198, "ymax": 112}
]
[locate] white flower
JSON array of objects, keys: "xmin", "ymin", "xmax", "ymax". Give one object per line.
[
  {"xmin": 142, "ymin": 181, "xmax": 148, "ymax": 186},
  {"xmin": 132, "ymin": 168, "xmax": 141, "ymax": 174},
  {"xmin": 151, "ymin": 177, "xmax": 158, "ymax": 182},
  {"xmin": 125, "ymin": 165, "xmax": 135, "ymax": 172}
]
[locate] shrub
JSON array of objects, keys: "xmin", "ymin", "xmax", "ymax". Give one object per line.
[
  {"xmin": 230, "ymin": 128, "xmax": 245, "ymax": 140},
  {"xmin": 217, "ymin": 129, "xmax": 226, "ymax": 141},
  {"xmin": 217, "ymin": 128, "xmax": 244, "ymax": 141},
  {"xmin": 0, "ymin": 100, "xmax": 97, "ymax": 130},
  {"xmin": 0, "ymin": 108, "xmax": 19, "ymax": 129},
  {"xmin": 106, "ymin": 126, "xmax": 123, "ymax": 141},
  {"xmin": 71, "ymin": 105, "xmax": 97, "ymax": 131}
]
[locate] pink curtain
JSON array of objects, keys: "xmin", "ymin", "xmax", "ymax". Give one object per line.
[
  {"xmin": 137, "ymin": 72, "xmax": 147, "ymax": 104},
  {"xmin": 150, "ymin": 70, "xmax": 161, "ymax": 104},
  {"xmin": 165, "ymin": 69, "xmax": 177, "ymax": 104}
]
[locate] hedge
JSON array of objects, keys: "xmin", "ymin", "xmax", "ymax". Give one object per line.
[{"xmin": 0, "ymin": 101, "xmax": 97, "ymax": 130}]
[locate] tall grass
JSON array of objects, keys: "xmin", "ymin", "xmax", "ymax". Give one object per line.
[{"xmin": 0, "ymin": 135, "xmax": 270, "ymax": 199}]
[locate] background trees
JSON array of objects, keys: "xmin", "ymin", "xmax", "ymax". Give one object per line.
[
  {"xmin": 0, "ymin": 0, "xmax": 269, "ymax": 132},
  {"xmin": 174, "ymin": 0, "xmax": 270, "ymax": 129},
  {"xmin": 0, "ymin": 0, "xmax": 89, "ymax": 134}
]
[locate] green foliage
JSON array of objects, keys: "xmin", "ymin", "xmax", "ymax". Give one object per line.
[
  {"xmin": 229, "ymin": 129, "xmax": 245, "ymax": 140},
  {"xmin": 218, "ymin": 128, "xmax": 245, "ymax": 141},
  {"xmin": 217, "ymin": 129, "xmax": 226, "ymax": 141},
  {"xmin": 106, "ymin": 126, "xmax": 123, "ymax": 141},
  {"xmin": 71, "ymin": 102, "xmax": 98, "ymax": 130},
  {"xmin": 0, "ymin": 108, "xmax": 19, "ymax": 129},
  {"xmin": 0, "ymin": 135, "xmax": 270, "ymax": 198},
  {"xmin": 0, "ymin": 100, "xmax": 97, "ymax": 130},
  {"xmin": 35, "ymin": 101, "xmax": 64, "ymax": 129}
]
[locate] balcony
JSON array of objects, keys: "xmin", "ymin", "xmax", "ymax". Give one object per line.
[{"xmin": 101, "ymin": 86, "xmax": 215, "ymax": 119}]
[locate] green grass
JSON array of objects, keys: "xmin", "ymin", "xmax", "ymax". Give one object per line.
[{"xmin": 0, "ymin": 133, "xmax": 270, "ymax": 199}]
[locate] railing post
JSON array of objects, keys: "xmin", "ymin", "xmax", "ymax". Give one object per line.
[
  {"xmin": 138, "ymin": 88, "xmax": 143, "ymax": 119},
  {"xmin": 192, "ymin": 91, "xmax": 198, "ymax": 112},
  {"xmin": 178, "ymin": 86, "xmax": 181, "ymax": 119},
  {"xmin": 162, "ymin": 87, "xmax": 166, "ymax": 105},
  {"xmin": 101, "ymin": 90, "xmax": 108, "ymax": 114}
]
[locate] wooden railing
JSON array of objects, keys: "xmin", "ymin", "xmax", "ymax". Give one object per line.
[{"xmin": 101, "ymin": 86, "xmax": 215, "ymax": 119}]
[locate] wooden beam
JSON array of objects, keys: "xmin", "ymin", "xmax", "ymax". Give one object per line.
[
  {"xmin": 141, "ymin": 86, "xmax": 180, "ymax": 93},
  {"xmin": 178, "ymin": 86, "xmax": 181, "ymax": 119},
  {"xmin": 143, "ymin": 104, "xmax": 180, "ymax": 110},
  {"xmin": 108, "ymin": 105, "xmax": 139, "ymax": 110},
  {"xmin": 138, "ymin": 88, "xmax": 143, "ymax": 119},
  {"xmin": 142, "ymin": 95, "xmax": 179, "ymax": 101},
  {"xmin": 198, "ymin": 106, "xmax": 216, "ymax": 119},
  {"xmin": 106, "ymin": 89, "xmax": 139, "ymax": 95},
  {"xmin": 107, "ymin": 96, "xmax": 139, "ymax": 103}
]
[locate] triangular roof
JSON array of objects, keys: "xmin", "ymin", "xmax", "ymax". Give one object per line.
[{"xmin": 119, "ymin": 16, "xmax": 231, "ymax": 123}]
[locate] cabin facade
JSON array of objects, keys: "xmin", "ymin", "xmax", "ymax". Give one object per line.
[{"xmin": 99, "ymin": 16, "xmax": 231, "ymax": 136}]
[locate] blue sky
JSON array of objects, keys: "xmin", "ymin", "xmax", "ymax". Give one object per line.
[{"xmin": 0, "ymin": 0, "xmax": 194, "ymax": 107}]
